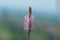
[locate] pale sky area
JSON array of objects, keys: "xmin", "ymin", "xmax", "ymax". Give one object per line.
[{"xmin": 0, "ymin": 0, "xmax": 56, "ymax": 12}]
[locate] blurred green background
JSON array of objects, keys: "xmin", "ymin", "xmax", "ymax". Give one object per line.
[{"xmin": 0, "ymin": 8, "xmax": 60, "ymax": 40}]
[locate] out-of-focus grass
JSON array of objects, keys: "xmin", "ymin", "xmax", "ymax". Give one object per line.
[
  {"xmin": 55, "ymin": 35, "xmax": 60, "ymax": 40},
  {"xmin": 0, "ymin": 25, "xmax": 60, "ymax": 40},
  {"xmin": 0, "ymin": 26, "xmax": 13, "ymax": 40},
  {"xmin": 30, "ymin": 30, "xmax": 48, "ymax": 40},
  {"xmin": 30, "ymin": 30, "xmax": 60, "ymax": 40}
]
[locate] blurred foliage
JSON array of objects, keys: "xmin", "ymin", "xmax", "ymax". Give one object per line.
[{"xmin": 0, "ymin": 9, "xmax": 60, "ymax": 40}]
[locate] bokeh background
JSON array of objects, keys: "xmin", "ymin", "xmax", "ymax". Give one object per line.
[{"xmin": 0, "ymin": 0, "xmax": 60, "ymax": 40}]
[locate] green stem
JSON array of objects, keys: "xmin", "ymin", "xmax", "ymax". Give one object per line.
[{"xmin": 27, "ymin": 31, "xmax": 30, "ymax": 40}]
